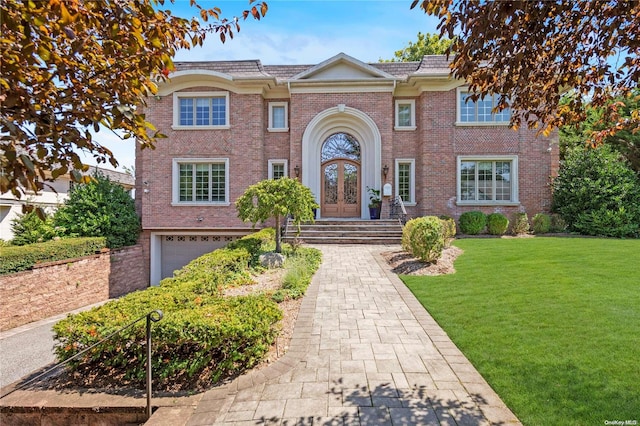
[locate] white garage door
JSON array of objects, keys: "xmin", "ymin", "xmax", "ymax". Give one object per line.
[{"xmin": 160, "ymin": 235, "xmax": 239, "ymax": 280}]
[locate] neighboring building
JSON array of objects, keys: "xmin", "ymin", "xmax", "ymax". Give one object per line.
[
  {"xmin": 0, "ymin": 166, "xmax": 134, "ymax": 241},
  {"xmin": 137, "ymin": 53, "xmax": 559, "ymax": 285}
]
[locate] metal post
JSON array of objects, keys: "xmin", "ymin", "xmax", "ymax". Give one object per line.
[{"xmin": 146, "ymin": 310, "xmax": 163, "ymax": 419}]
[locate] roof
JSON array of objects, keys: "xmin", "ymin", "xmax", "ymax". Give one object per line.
[{"xmin": 172, "ymin": 53, "xmax": 452, "ymax": 82}]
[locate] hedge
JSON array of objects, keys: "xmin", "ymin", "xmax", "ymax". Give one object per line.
[{"xmin": 0, "ymin": 237, "xmax": 106, "ymax": 275}]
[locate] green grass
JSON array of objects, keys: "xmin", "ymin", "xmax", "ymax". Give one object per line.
[{"xmin": 402, "ymin": 237, "xmax": 640, "ymax": 426}]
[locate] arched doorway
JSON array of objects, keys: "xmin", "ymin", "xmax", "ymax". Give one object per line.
[
  {"xmin": 301, "ymin": 105, "xmax": 382, "ymax": 219},
  {"xmin": 321, "ymin": 133, "xmax": 361, "ymax": 217}
]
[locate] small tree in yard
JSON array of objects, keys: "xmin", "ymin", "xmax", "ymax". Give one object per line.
[
  {"xmin": 54, "ymin": 173, "xmax": 140, "ymax": 248},
  {"xmin": 236, "ymin": 178, "xmax": 318, "ymax": 253}
]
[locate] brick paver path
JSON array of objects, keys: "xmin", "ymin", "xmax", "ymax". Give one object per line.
[{"xmin": 184, "ymin": 245, "xmax": 520, "ymax": 425}]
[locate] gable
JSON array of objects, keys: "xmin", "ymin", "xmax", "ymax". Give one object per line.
[{"xmin": 291, "ymin": 52, "xmax": 396, "ymax": 82}]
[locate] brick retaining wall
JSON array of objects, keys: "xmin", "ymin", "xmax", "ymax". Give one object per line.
[{"xmin": 0, "ymin": 245, "xmax": 147, "ymax": 331}]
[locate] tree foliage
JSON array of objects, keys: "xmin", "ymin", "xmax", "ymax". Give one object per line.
[
  {"xmin": 0, "ymin": 0, "xmax": 267, "ymax": 199},
  {"xmin": 551, "ymin": 145, "xmax": 640, "ymax": 238},
  {"xmin": 412, "ymin": 0, "xmax": 639, "ymax": 140},
  {"xmin": 560, "ymin": 90, "xmax": 640, "ymax": 173},
  {"xmin": 10, "ymin": 208, "xmax": 57, "ymax": 246},
  {"xmin": 381, "ymin": 32, "xmax": 453, "ymax": 62},
  {"xmin": 54, "ymin": 173, "xmax": 140, "ymax": 248},
  {"xmin": 235, "ymin": 178, "xmax": 318, "ymax": 253}
]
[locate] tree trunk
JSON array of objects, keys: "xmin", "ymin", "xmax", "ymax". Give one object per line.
[{"xmin": 275, "ymin": 213, "xmax": 282, "ymax": 253}]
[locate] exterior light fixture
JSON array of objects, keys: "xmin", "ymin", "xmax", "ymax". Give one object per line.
[
  {"xmin": 382, "ymin": 164, "xmax": 389, "ymax": 179},
  {"xmin": 294, "ymin": 165, "xmax": 300, "ymax": 177}
]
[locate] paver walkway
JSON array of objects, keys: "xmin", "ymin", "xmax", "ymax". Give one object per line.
[{"xmin": 176, "ymin": 244, "xmax": 520, "ymax": 426}]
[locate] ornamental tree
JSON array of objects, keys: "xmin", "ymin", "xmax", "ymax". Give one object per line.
[
  {"xmin": 0, "ymin": 0, "xmax": 267, "ymax": 199},
  {"xmin": 236, "ymin": 178, "xmax": 318, "ymax": 253},
  {"xmin": 412, "ymin": 0, "xmax": 639, "ymax": 141}
]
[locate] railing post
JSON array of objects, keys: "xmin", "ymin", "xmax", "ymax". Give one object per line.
[{"xmin": 146, "ymin": 310, "xmax": 163, "ymax": 419}]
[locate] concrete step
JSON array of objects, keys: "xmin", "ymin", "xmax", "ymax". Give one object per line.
[{"xmin": 284, "ymin": 219, "xmax": 403, "ymax": 245}]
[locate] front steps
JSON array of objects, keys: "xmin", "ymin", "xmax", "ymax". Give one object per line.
[{"xmin": 283, "ymin": 219, "xmax": 403, "ymax": 245}]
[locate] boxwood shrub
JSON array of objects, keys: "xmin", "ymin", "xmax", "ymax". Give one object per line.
[
  {"xmin": 405, "ymin": 216, "xmax": 445, "ymax": 263},
  {"xmin": 0, "ymin": 237, "xmax": 106, "ymax": 275},
  {"xmin": 438, "ymin": 215, "xmax": 457, "ymax": 246},
  {"xmin": 487, "ymin": 213, "xmax": 509, "ymax": 235},
  {"xmin": 459, "ymin": 211, "xmax": 487, "ymax": 235}
]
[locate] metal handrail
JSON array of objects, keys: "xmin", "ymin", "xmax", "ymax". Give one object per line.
[
  {"xmin": 389, "ymin": 195, "xmax": 408, "ymax": 224},
  {"xmin": 1, "ymin": 310, "xmax": 163, "ymax": 419}
]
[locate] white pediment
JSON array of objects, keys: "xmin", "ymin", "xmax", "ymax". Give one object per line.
[{"xmin": 291, "ymin": 53, "xmax": 396, "ymax": 81}]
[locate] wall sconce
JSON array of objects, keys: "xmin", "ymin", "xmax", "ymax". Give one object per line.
[
  {"xmin": 294, "ymin": 165, "xmax": 300, "ymax": 177},
  {"xmin": 154, "ymin": 95, "xmax": 161, "ymax": 101},
  {"xmin": 382, "ymin": 164, "xmax": 389, "ymax": 179}
]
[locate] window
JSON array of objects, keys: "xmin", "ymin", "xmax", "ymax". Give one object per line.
[
  {"xmin": 395, "ymin": 100, "xmax": 416, "ymax": 130},
  {"xmin": 173, "ymin": 92, "xmax": 229, "ymax": 129},
  {"xmin": 457, "ymin": 156, "xmax": 518, "ymax": 204},
  {"xmin": 268, "ymin": 159, "xmax": 288, "ymax": 179},
  {"xmin": 268, "ymin": 102, "xmax": 288, "ymax": 132},
  {"xmin": 457, "ymin": 88, "xmax": 511, "ymax": 124},
  {"xmin": 172, "ymin": 158, "xmax": 229, "ymax": 205},
  {"xmin": 395, "ymin": 159, "xmax": 416, "ymax": 205}
]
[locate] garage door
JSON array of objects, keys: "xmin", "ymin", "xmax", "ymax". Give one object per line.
[{"xmin": 160, "ymin": 235, "xmax": 238, "ymax": 280}]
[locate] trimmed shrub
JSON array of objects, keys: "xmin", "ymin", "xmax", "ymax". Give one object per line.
[
  {"xmin": 549, "ymin": 214, "xmax": 567, "ymax": 233},
  {"xmin": 0, "ymin": 237, "xmax": 106, "ymax": 275},
  {"xmin": 512, "ymin": 212, "xmax": 530, "ymax": 234},
  {"xmin": 53, "ymin": 294, "xmax": 282, "ymax": 387},
  {"xmin": 459, "ymin": 211, "xmax": 487, "ymax": 235},
  {"xmin": 438, "ymin": 215, "xmax": 457, "ymax": 246},
  {"xmin": 487, "ymin": 213, "xmax": 509, "ymax": 235},
  {"xmin": 52, "ymin": 228, "xmax": 321, "ymax": 390},
  {"xmin": 532, "ymin": 213, "xmax": 552, "ymax": 234},
  {"xmin": 407, "ymin": 216, "xmax": 445, "ymax": 263},
  {"xmin": 551, "ymin": 145, "xmax": 640, "ymax": 238},
  {"xmin": 401, "ymin": 218, "xmax": 419, "ymax": 252}
]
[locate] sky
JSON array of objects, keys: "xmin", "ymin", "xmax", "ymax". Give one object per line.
[{"xmin": 87, "ymin": 0, "xmax": 442, "ymax": 172}]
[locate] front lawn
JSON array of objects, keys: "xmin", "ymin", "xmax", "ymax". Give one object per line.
[{"xmin": 403, "ymin": 237, "xmax": 639, "ymax": 426}]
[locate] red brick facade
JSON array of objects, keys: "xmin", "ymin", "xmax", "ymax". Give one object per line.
[{"xmin": 136, "ymin": 54, "xmax": 559, "ymax": 284}]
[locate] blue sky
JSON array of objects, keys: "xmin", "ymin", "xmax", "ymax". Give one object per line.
[{"xmin": 89, "ymin": 0, "xmax": 441, "ymax": 172}]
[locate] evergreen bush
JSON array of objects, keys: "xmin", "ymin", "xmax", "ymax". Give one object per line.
[
  {"xmin": 0, "ymin": 237, "xmax": 106, "ymax": 275},
  {"xmin": 551, "ymin": 145, "xmax": 640, "ymax": 238},
  {"xmin": 458, "ymin": 211, "xmax": 487, "ymax": 235},
  {"xmin": 512, "ymin": 212, "xmax": 530, "ymax": 234},
  {"xmin": 532, "ymin": 213, "xmax": 552, "ymax": 234},
  {"xmin": 438, "ymin": 215, "xmax": 457, "ymax": 246},
  {"xmin": 487, "ymin": 213, "xmax": 509, "ymax": 235},
  {"xmin": 54, "ymin": 172, "xmax": 140, "ymax": 249},
  {"xmin": 10, "ymin": 209, "xmax": 58, "ymax": 245},
  {"xmin": 407, "ymin": 216, "xmax": 445, "ymax": 263}
]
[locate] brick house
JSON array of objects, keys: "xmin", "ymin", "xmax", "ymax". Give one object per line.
[{"xmin": 136, "ymin": 53, "xmax": 559, "ymax": 285}]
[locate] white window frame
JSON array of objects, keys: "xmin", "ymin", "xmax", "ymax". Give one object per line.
[
  {"xmin": 394, "ymin": 99, "xmax": 416, "ymax": 131},
  {"xmin": 395, "ymin": 158, "xmax": 416, "ymax": 206},
  {"xmin": 172, "ymin": 158, "xmax": 230, "ymax": 206},
  {"xmin": 456, "ymin": 155, "xmax": 519, "ymax": 206},
  {"xmin": 268, "ymin": 159, "xmax": 288, "ymax": 179},
  {"xmin": 172, "ymin": 91, "xmax": 230, "ymax": 130},
  {"xmin": 456, "ymin": 87, "xmax": 511, "ymax": 126},
  {"xmin": 268, "ymin": 102, "xmax": 289, "ymax": 132}
]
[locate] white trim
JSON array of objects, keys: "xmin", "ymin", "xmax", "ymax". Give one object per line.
[
  {"xmin": 290, "ymin": 52, "xmax": 397, "ymax": 81},
  {"xmin": 268, "ymin": 159, "xmax": 288, "ymax": 179},
  {"xmin": 394, "ymin": 99, "xmax": 416, "ymax": 131},
  {"xmin": 171, "ymin": 158, "xmax": 230, "ymax": 205},
  {"xmin": 268, "ymin": 102, "xmax": 289, "ymax": 132},
  {"xmin": 456, "ymin": 155, "xmax": 519, "ymax": 205},
  {"xmin": 395, "ymin": 159, "xmax": 416, "ymax": 205},
  {"xmin": 455, "ymin": 87, "xmax": 511, "ymax": 126},
  {"xmin": 301, "ymin": 106, "xmax": 382, "ymax": 219},
  {"xmin": 172, "ymin": 91, "xmax": 230, "ymax": 130}
]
